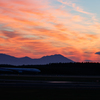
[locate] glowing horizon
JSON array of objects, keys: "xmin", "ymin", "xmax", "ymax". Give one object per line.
[{"xmin": 0, "ymin": 0, "xmax": 100, "ymax": 62}]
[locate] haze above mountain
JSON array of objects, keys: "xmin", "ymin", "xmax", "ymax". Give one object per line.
[{"xmin": 0, "ymin": 53, "xmax": 74, "ymax": 65}]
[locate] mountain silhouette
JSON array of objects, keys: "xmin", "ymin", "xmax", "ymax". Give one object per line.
[{"xmin": 0, "ymin": 53, "xmax": 74, "ymax": 65}]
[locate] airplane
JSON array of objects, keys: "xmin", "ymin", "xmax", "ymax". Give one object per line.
[{"xmin": 0, "ymin": 67, "xmax": 41, "ymax": 74}]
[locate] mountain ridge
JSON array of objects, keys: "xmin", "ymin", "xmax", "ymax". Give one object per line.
[{"xmin": 0, "ymin": 53, "xmax": 74, "ymax": 65}]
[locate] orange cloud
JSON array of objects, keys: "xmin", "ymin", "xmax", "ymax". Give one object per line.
[{"xmin": 0, "ymin": 0, "xmax": 100, "ymax": 62}]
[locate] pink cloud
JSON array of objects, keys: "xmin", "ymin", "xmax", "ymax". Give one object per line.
[{"xmin": 0, "ymin": 0, "xmax": 100, "ymax": 62}]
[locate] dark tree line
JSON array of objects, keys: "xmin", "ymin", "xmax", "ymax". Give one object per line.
[{"xmin": 0, "ymin": 62, "xmax": 100, "ymax": 75}]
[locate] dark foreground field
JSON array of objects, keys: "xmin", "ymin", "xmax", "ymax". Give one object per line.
[
  {"xmin": 1, "ymin": 88, "xmax": 100, "ymax": 100},
  {"xmin": 1, "ymin": 63, "xmax": 100, "ymax": 100},
  {"xmin": 1, "ymin": 75, "xmax": 100, "ymax": 100}
]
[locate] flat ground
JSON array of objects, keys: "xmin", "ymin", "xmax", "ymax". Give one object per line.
[
  {"xmin": 1, "ymin": 75, "xmax": 100, "ymax": 100},
  {"xmin": 1, "ymin": 88, "xmax": 100, "ymax": 100},
  {"xmin": 1, "ymin": 74, "xmax": 100, "ymax": 82}
]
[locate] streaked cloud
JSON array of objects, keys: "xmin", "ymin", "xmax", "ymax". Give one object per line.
[{"xmin": 0, "ymin": 0, "xmax": 100, "ymax": 62}]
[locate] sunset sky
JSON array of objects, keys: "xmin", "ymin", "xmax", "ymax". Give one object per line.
[{"xmin": 0, "ymin": 0, "xmax": 100, "ymax": 62}]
